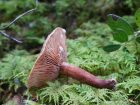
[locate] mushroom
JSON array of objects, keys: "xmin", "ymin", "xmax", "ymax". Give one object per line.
[{"xmin": 27, "ymin": 27, "xmax": 116, "ymax": 96}]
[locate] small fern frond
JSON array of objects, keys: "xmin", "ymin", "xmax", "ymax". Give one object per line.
[
  {"xmin": 39, "ymin": 80, "xmax": 71, "ymax": 105},
  {"xmin": 117, "ymin": 76, "xmax": 140, "ymax": 93}
]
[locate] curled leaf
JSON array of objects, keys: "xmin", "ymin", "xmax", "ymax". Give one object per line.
[{"xmin": 123, "ymin": 46, "xmax": 130, "ymax": 53}]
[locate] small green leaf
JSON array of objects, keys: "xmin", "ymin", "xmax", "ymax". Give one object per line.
[
  {"xmin": 136, "ymin": 36, "xmax": 140, "ymax": 44},
  {"xmin": 134, "ymin": 8, "xmax": 140, "ymax": 27},
  {"xmin": 107, "ymin": 14, "xmax": 134, "ymax": 35},
  {"xmin": 103, "ymin": 44, "xmax": 121, "ymax": 52},
  {"xmin": 123, "ymin": 46, "xmax": 130, "ymax": 53},
  {"xmin": 112, "ymin": 28, "xmax": 128, "ymax": 43}
]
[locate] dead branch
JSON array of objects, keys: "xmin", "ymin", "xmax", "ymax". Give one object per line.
[{"xmin": 0, "ymin": 0, "xmax": 38, "ymax": 43}]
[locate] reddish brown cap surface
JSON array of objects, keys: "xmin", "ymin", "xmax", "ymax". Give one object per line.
[{"xmin": 27, "ymin": 27, "xmax": 67, "ymax": 93}]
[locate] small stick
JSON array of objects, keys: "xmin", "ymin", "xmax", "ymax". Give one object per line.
[
  {"xmin": 0, "ymin": 0, "xmax": 38, "ymax": 43},
  {"xmin": 0, "ymin": 30, "xmax": 23, "ymax": 43}
]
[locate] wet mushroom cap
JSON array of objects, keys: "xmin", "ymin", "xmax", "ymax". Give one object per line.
[{"xmin": 27, "ymin": 27, "xmax": 67, "ymax": 90}]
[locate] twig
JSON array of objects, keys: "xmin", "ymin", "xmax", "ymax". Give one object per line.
[
  {"xmin": 0, "ymin": 30, "xmax": 23, "ymax": 43},
  {"xmin": 0, "ymin": 0, "xmax": 38, "ymax": 43}
]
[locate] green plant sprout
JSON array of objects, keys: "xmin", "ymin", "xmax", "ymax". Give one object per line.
[{"xmin": 103, "ymin": 8, "xmax": 140, "ymax": 53}]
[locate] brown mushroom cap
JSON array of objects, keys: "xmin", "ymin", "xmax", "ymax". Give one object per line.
[{"xmin": 27, "ymin": 27, "xmax": 67, "ymax": 91}]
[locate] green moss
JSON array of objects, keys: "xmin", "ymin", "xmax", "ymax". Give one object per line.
[{"xmin": 1, "ymin": 29, "xmax": 139, "ymax": 104}]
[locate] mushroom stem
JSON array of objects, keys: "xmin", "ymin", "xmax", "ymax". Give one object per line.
[{"xmin": 60, "ymin": 62, "xmax": 116, "ymax": 90}]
